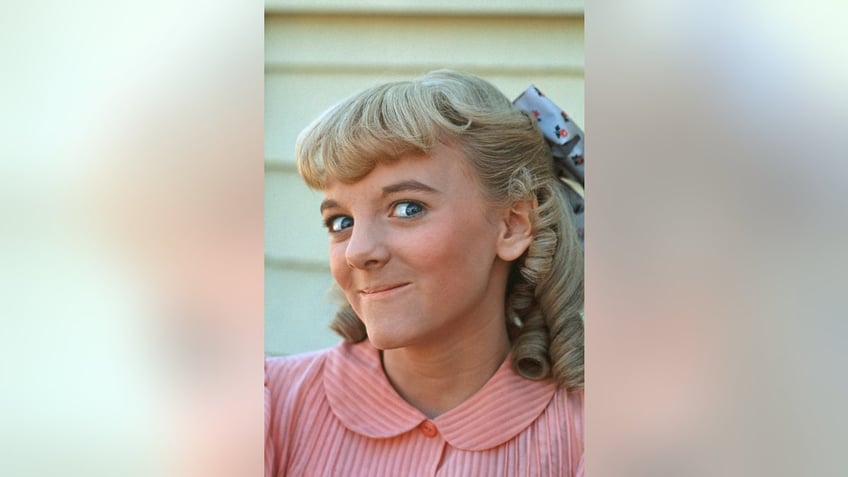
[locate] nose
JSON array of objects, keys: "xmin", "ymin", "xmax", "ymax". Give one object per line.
[{"xmin": 345, "ymin": 219, "xmax": 389, "ymax": 269}]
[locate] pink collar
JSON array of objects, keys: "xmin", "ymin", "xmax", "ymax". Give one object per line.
[{"xmin": 323, "ymin": 340, "xmax": 557, "ymax": 451}]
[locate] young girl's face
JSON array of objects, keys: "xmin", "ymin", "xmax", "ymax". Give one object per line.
[{"xmin": 320, "ymin": 144, "xmax": 513, "ymax": 351}]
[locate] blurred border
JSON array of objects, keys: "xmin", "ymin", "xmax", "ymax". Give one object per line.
[
  {"xmin": 2, "ymin": 1, "xmax": 265, "ymax": 475},
  {"xmin": 587, "ymin": 1, "xmax": 848, "ymax": 475}
]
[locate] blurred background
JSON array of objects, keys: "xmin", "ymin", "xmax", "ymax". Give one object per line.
[
  {"xmin": 2, "ymin": 1, "xmax": 264, "ymax": 475},
  {"xmin": 264, "ymin": 0, "xmax": 585, "ymax": 356}
]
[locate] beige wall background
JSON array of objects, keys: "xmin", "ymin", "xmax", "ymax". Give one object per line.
[{"xmin": 265, "ymin": 0, "xmax": 584, "ymax": 356}]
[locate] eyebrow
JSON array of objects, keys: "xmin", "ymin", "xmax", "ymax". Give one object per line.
[
  {"xmin": 319, "ymin": 199, "xmax": 339, "ymax": 213},
  {"xmin": 320, "ymin": 180, "xmax": 439, "ymax": 213},
  {"xmin": 381, "ymin": 180, "xmax": 439, "ymax": 197}
]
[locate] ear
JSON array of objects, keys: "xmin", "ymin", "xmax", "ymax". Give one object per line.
[{"xmin": 496, "ymin": 199, "xmax": 536, "ymax": 262}]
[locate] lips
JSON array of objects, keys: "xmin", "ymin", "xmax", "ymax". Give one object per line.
[{"xmin": 359, "ymin": 283, "xmax": 410, "ymax": 296}]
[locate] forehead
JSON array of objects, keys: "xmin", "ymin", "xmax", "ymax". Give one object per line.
[{"xmin": 324, "ymin": 144, "xmax": 479, "ymax": 197}]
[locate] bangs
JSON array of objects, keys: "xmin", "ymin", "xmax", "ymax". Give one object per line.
[{"xmin": 296, "ymin": 79, "xmax": 476, "ymax": 189}]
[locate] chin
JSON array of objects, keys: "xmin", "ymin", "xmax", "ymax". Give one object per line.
[
  {"xmin": 364, "ymin": 326, "xmax": 419, "ymax": 351},
  {"xmin": 365, "ymin": 333, "xmax": 403, "ymax": 351}
]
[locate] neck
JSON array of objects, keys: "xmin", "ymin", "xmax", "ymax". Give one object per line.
[{"xmin": 381, "ymin": 318, "xmax": 510, "ymax": 419}]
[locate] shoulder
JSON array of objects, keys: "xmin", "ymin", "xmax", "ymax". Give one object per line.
[
  {"xmin": 265, "ymin": 347, "xmax": 335, "ymax": 408},
  {"xmin": 551, "ymin": 386, "xmax": 583, "ymax": 429},
  {"xmin": 551, "ymin": 387, "xmax": 584, "ymax": 460},
  {"xmin": 265, "ymin": 345, "xmax": 345, "ymax": 476},
  {"xmin": 265, "ymin": 348, "xmax": 330, "ymax": 385},
  {"xmin": 559, "ymin": 386, "xmax": 584, "ymax": 417},
  {"xmin": 264, "ymin": 347, "xmax": 337, "ymax": 455}
]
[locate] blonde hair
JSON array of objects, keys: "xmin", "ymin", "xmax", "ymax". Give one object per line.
[{"xmin": 296, "ymin": 70, "xmax": 584, "ymax": 389}]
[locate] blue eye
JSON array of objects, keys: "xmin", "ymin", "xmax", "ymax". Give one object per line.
[
  {"xmin": 391, "ymin": 201, "xmax": 424, "ymax": 218},
  {"xmin": 326, "ymin": 215, "xmax": 353, "ymax": 232}
]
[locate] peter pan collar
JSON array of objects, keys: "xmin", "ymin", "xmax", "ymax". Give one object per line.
[{"xmin": 323, "ymin": 340, "xmax": 557, "ymax": 451}]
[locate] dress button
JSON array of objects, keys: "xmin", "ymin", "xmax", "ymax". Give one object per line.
[{"xmin": 419, "ymin": 420, "xmax": 437, "ymax": 438}]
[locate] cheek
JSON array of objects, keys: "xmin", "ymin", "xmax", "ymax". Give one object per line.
[
  {"xmin": 328, "ymin": 244, "xmax": 351, "ymax": 286},
  {"xmin": 415, "ymin": 223, "xmax": 496, "ymax": 274}
]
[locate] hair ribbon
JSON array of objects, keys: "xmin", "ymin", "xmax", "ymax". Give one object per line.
[{"xmin": 513, "ymin": 86, "xmax": 585, "ymax": 246}]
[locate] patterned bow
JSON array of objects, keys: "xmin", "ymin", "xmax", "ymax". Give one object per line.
[{"xmin": 513, "ymin": 86, "xmax": 585, "ymax": 247}]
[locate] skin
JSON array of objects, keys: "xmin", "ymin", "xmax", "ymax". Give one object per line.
[{"xmin": 320, "ymin": 143, "xmax": 534, "ymax": 418}]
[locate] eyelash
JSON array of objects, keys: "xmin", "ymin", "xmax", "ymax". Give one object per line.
[{"xmin": 322, "ymin": 200, "xmax": 427, "ymax": 234}]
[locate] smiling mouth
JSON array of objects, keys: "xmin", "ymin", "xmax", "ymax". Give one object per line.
[{"xmin": 359, "ymin": 283, "xmax": 410, "ymax": 297}]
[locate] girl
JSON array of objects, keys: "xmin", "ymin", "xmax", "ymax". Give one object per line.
[{"xmin": 266, "ymin": 70, "xmax": 584, "ymax": 476}]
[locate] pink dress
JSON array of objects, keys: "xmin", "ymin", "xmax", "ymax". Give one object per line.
[{"xmin": 265, "ymin": 340, "xmax": 583, "ymax": 476}]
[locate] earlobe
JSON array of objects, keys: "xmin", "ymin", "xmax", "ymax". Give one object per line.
[{"xmin": 497, "ymin": 199, "xmax": 536, "ymax": 262}]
